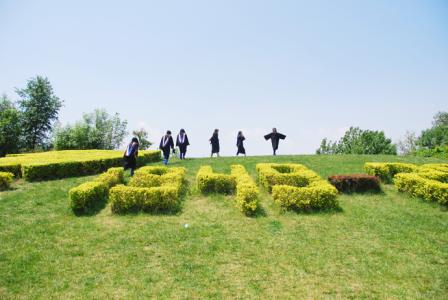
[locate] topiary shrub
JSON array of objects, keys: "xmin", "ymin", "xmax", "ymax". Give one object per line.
[
  {"xmin": 0, "ymin": 172, "xmax": 14, "ymax": 191},
  {"xmin": 196, "ymin": 166, "xmax": 236, "ymax": 194},
  {"xmin": 69, "ymin": 181, "xmax": 108, "ymax": 212},
  {"xmin": 394, "ymin": 173, "xmax": 448, "ymax": 206},
  {"xmin": 364, "ymin": 162, "xmax": 417, "ymax": 183},
  {"xmin": 328, "ymin": 174, "xmax": 381, "ymax": 193},
  {"xmin": 230, "ymin": 165, "xmax": 259, "ymax": 215}
]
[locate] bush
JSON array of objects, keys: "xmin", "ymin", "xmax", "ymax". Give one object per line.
[
  {"xmin": 256, "ymin": 163, "xmax": 338, "ymax": 210},
  {"xmin": 69, "ymin": 181, "xmax": 108, "ymax": 212},
  {"xmin": 394, "ymin": 173, "xmax": 448, "ymax": 206},
  {"xmin": 95, "ymin": 167, "xmax": 124, "ymax": 188},
  {"xmin": 364, "ymin": 162, "xmax": 418, "ymax": 183},
  {"xmin": 0, "ymin": 149, "xmax": 161, "ymax": 181},
  {"xmin": 230, "ymin": 165, "xmax": 259, "ymax": 215},
  {"xmin": 328, "ymin": 174, "xmax": 381, "ymax": 193},
  {"xmin": 110, "ymin": 167, "xmax": 186, "ymax": 214},
  {"xmin": 0, "ymin": 172, "xmax": 14, "ymax": 191},
  {"xmin": 196, "ymin": 166, "xmax": 236, "ymax": 194}
]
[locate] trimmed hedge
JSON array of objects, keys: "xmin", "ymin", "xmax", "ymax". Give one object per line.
[
  {"xmin": 328, "ymin": 174, "xmax": 381, "ymax": 193},
  {"xmin": 0, "ymin": 172, "xmax": 14, "ymax": 191},
  {"xmin": 196, "ymin": 166, "xmax": 236, "ymax": 194},
  {"xmin": 256, "ymin": 163, "xmax": 338, "ymax": 210},
  {"xmin": 69, "ymin": 167, "xmax": 124, "ymax": 212},
  {"xmin": 364, "ymin": 162, "xmax": 417, "ymax": 183},
  {"xmin": 394, "ymin": 173, "xmax": 448, "ymax": 206},
  {"xmin": 0, "ymin": 150, "xmax": 161, "ymax": 181},
  {"xmin": 230, "ymin": 165, "xmax": 259, "ymax": 215},
  {"xmin": 110, "ymin": 167, "xmax": 186, "ymax": 214}
]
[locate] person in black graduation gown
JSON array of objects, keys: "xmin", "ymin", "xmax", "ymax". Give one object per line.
[
  {"xmin": 209, "ymin": 129, "xmax": 220, "ymax": 157},
  {"xmin": 176, "ymin": 128, "xmax": 190, "ymax": 160},
  {"xmin": 123, "ymin": 137, "xmax": 139, "ymax": 176},
  {"xmin": 264, "ymin": 128, "xmax": 286, "ymax": 155},
  {"xmin": 159, "ymin": 130, "xmax": 175, "ymax": 165},
  {"xmin": 236, "ymin": 131, "xmax": 246, "ymax": 156}
]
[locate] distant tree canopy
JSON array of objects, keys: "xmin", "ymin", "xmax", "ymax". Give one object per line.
[
  {"xmin": 132, "ymin": 128, "xmax": 152, "ymax": 150},
  {"xmin": 316, "ymin": 127, "xmax": 397, "ymax": 155},
  {"xmin": 0, "ymin": 95, "xmax": 22, "ymax": 157},
  {"xmin": 416, "ymin": 111, "xmax": 448, "ymax": 149},
  {"xmin": 17, "ymin": 76, "xmax": 63, "ymax": 151},
  {"xmin": 53, "ymin": 109, "xmax": 128, "ymax": 150}
]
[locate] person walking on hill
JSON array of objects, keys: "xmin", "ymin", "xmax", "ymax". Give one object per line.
[
  {"xmin": 159, "ymin": 130, "xmax": 175, "ymax": 165},
  {"xmin": 209, "ymin": 129, "xmax": 220, "ymax": 157},
  {"xmin": 123, "ymin": 137, "xmax": 139, "ymax": 176},
  {"xmin": 236, "ymin": 131, "xmax": 246, "ymax": 156},
  {"xmin": 176, "ymin": 129, "xmax": 190, "ymax": 160},
  {"xmin": 264, "ymin": 128, "xmax": 286, "ymax": 155}
]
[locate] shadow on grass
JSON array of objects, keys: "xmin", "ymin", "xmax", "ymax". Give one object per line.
[
  {"xmin": 284, "ymin": 205, "xmax": 344, "ymax": 215},
  {"xmin": 72, "ymin": 199, "xmax": 108, "ymax": 217},
  {"xmin": 246, "ymin": 204, "xmax": 268, "ymax": 218}
]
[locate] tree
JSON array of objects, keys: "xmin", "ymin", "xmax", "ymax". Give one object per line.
[
  {"xmin": 316, "ymin": 127, "xmax": 397, "ymax": 155},
  {"xmin": 417, "ymin": 111, "xmax": 448, "ymax": 149},
  {"xmin": 432, "ymin": 111, "xmax": 448, "ymax": 127},
  {"xmin": 397, "ymin": 131, "xmax": 417, "ymax": 155},
  {"xmin": 53, "ymin": 109, "xmax": 128, "ymax": 150},
  {"xmin": 16, "ymin": 76, "xmax": 63, "ymax": 150},
  {"xmin": 0, "ymin": 95, "xmax": 22, "ymax": 157},
  {"xmin": 132, "ymin": 128, "xmax": 152, "ymax": 150}
]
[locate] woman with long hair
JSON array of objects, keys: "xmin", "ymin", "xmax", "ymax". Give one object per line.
[
  {"xmin": 176, "ymin": 129, "xmax": 190, "ymax": 160},
  {"xmin": 209, "ymin": 129, "xmax": 220, "ymax": 157},
  {"xmin": 236, "ymin": 131, "xmax": 246, "ymax": 156},
  {"xmin": 123, "ymin": 137, "xmax": 139, "ymax": 176}
]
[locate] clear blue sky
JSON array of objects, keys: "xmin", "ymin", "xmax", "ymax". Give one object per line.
[{"xmin": 1, "ymin": 0, "xmax": 447, "ymax": 157}]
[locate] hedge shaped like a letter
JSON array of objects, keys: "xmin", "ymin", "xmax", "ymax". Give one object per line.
[
  {"xmin": 364, "ymin": 163, "xmax": 418, "ymax": 183},
  {"xmin": 0, "ymin": 172, "xmax": 14, "ymax": 191},
  {"xmin": 196, "ymin": 166, "xmax": 236, "ymax": 194},
  {"xmin": 256, "ymin": 163, "xmax": 338, "ymax": 210},
  {"xmin": 109, "ymin": 166, "xmax": 187, "ymax": 214},
  {"xmin": 394, "ymin": 164, "xmax": 448, "ymax": 206},
  {"xmin": 230, "ymin": 165, "xmax": 259, "ymax": 215},
  {"xmin": 69, "ymin": 167, "xmax": 124, "ymax": 212}
]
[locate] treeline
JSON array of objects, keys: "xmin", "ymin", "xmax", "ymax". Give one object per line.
[
  {"xmin": 0, "ymin": 76, "xmax": 151, "ymax": 157},
  {"xmin": 316, "ymin": 111, "xmax": 448, "ymax": 158}
]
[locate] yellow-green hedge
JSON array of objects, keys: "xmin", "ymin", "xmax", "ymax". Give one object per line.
[
  {"xmin": 69, "ymin": 167, "xmax": 125, "ymax": 212},
  {"xmin": 196, "ymin": 166, "xmax": 236, "ymax": 194},
  {"xmin": 364, "ymin": 162, "xmax": 418, "ymax": 183},
  {"xmin": 230, "ymin": 165, "xmax": 259, "ymax": 215},
  {"xmin": 394, "ymin": 173, "xmax": 448, "ymax": 206},
  {"xmin": 110, "ymin": 167, "xmax": 187, "ymax": 213},
  {"xmin": 0, "ymin": 150, "xmax": 160, "ymax": 181},
  {"xmin": 0, "ymin": 172, "xmax": 14, "ymax": 191},
  {"xmin": 256, "ymin": 163, "xmax": 338, "ymax": 210}
]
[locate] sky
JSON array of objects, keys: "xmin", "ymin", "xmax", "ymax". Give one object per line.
[{"xmin": 0, "ymin": 0, "xmax": 447, "ymax": 157}]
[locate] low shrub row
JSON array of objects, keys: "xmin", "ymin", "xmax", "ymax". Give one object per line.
[
  {"xmin": 0, "ymin": 172, "xmax": 14, "ymax": 191},
  {"xmin": 328, "ymin": 174, "xmax": 381, "ymax": 193},
  {"xmin": 394, "ymin": 173, "xmax": 448, "ymax": 206},
  {"xmin": 0, "ymin": 150, "xmax": 161, "ymax": 181},
  {"xmin": 110, "ymin": 166, "xmax": 186, "ymax": 213},
  {"xmin": 256, "ymin": 163, "xmax": 338, "ymax": 210},
  {"xmin": 230, "ymin": 165, "xmax": 259, "ymax": 215},
  {"xmin": 364, "ymin": 162, "xmax": 418, "ymax": 183},
  {"xmin": 196, "ymin": 166, "xmax": 236, "ymax": 194},
  {"xmin": 69, "ymin": 167, "xmax": 125, "ymax": 212}
]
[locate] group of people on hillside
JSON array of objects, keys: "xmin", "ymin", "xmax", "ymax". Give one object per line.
[{"xmin": 123, "ymin": 128, "xmax": 286, "ymax": 175}]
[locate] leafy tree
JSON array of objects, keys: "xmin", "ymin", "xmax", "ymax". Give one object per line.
[
  {"xmin": 397, "ymin": 131, "xmax": 417, "ymax": 155},
  {"xmin": 417, "ymin": 111, "xmax": 448, "ymax": 148},
  {"xmin": 432, "ymin": 111, "xmax": 448, "ymax": 127},
  {"xmin": 53, "ymin": 109, "xmax": 128, "ymax": 150},
  {"xmin": 316, "ymin": 127, "xmax": 397, "ymax": 155},
  {"xmin": 16, "ymin": 76, "xmax": 63, "ymax": 150},
  {"xmin": 0, "ymin": 95, "xmax": 22, "ymax": 157},
  {"xmin": 132, "ymin": 128, "xmax": 152, "ymax": 150}
]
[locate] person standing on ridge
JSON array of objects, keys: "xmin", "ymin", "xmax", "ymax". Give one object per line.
[
  {"xmin": 236, "ymin": 131, "xmax": 246, "ymax": 156},
  {"xmin": 209, "ymin": 129, "xmax": 220, "ymax": 157},
  {"xmin": 176, "ymin": 128, "xmax": 190, "ymax": 160},
  {"xmin": 264, "ymin": 128, "xmax": 286, "ymax": 155},
  {"xmin": 159, "ymin": 130, "xmax": 175, "ymax": 165}
]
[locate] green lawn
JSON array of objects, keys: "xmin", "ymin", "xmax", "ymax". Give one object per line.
[{"xmin": 1, "ymin": 155, "xmax": 447, "ymax": 299}]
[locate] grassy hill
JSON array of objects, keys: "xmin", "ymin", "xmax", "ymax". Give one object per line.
[{"xmin": 0, "ymin": 154, "xmax": 447, "ymax": 299}]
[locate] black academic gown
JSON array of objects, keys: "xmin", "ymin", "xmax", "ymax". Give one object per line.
[
  {"xmin": 159, "ymin": 136, "xmax": 174, "ymax": 159},
  {"xmin": 264, "ymin": 132, "xmax": 286, "ymax": 151},
  {"xmin": 210, "ymin": 134, "xmax": 220, "ymax": 153},
  {"xmin": 176, "ymin": 134, "xmax": 190, "ymax": 154},
  {"xmin": 123, "ymin": 142, "xmax": 139, "ymax": 169},
  {"xmin": 237, "ymin": 136, "xmax": 246, "ymax": 155}
]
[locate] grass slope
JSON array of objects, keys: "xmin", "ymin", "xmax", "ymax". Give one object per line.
[{"xmin": 0, "ymin": 155, "xmax": 447, "ymax": 299}]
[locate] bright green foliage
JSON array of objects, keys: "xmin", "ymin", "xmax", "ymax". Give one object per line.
[
  {"xmin": 394, "ymin": 173, "xmax": 448, "ymax": 206},
  {"xmin": 364, "ymin": 162, "xmax": 418, "ymax": 183},
  {"xmin": 230, "ymin": 165, "xmax": 259, "ymax": 215},
  {"xmin": 0, "ymin": 95, "xmax": 22, "ymax": 157},
  {"xmin": 196, "ymin": 166, "xmax": 236, "ymax": 194},
  {"xmin": 132, "ymin": 128, "xmax": 152, "ymax": 150},
  {"xmin": 0, "ymin": 171, "xmax": 14, "ymax": 191},
  {"xmin": 68, "ymin": 167, "xmax": 125, "ymax": 212},
  {"xmin": 0, "ymin": 149, "xmax": 160, "ymax": 181},
  {"xmin": 110, "ymin": 167, "xmax": 186, "ymax": 213},
  {"xmin": 257, "ymin": 163, "xmax": 338, "ymax": 210}
]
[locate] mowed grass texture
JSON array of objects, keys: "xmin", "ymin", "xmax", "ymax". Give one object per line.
[{"xmin": 0, "ymin": 155, "xmax": 447, "ymax": 299}]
